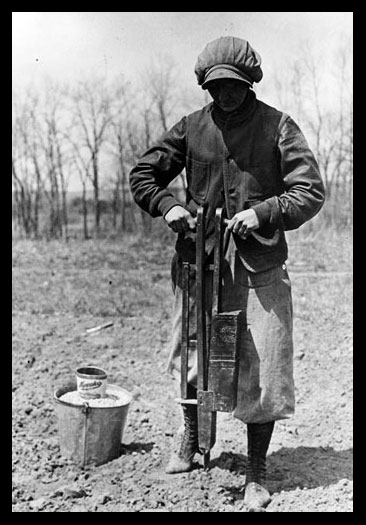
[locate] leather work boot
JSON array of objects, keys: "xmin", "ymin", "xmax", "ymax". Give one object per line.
[
  {"xmin": 165, "ymin": 385, "xmax": 199, "ymax": 474},
  {"xmin": 243, "ymin": 421, "xmax": 275, "ymax": 512}
]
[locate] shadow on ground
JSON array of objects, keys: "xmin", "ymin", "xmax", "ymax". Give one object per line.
[
  {"xmin": 119, "ymin": 442, "xmax": 155, "ymax": 455},
  {"xmin": 210, "ymin": 446, "xmax": 353, "ymax": 492}
]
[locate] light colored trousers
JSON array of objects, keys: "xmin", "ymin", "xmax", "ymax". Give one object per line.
[{"xmin": 166, "ymin": 238, "xmax": 295, "ymax": 424}]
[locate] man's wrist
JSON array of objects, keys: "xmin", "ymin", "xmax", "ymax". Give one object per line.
[
  {"xmin": 251, "ymin": 201, "xmax": 271, "ymax": 227},
  {"xmin": 159, "ymin": 198, "xmax": 182, "ymax": 219}
]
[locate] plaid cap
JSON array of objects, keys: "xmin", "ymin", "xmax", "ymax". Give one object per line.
[{"xmin": 194, "ymin": 36, "xmax": 263, "ymax": 89}]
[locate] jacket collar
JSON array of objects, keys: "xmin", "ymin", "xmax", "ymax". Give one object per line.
[{"xmin": 210, "ymin": 89, "xmax": 257, "ymax": 128}]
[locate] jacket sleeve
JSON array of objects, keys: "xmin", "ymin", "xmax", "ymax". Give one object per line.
[
  {"xmin": 252, "ymin": 115, "xmax": 326, "ymax": 231},
  {"xmin": 129, "ymin": 117, "xmax": 187, "ymax": 218}
]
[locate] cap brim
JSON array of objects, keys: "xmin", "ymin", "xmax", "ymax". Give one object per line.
[{"xmin": 202, "ymin": 67, "xmax": 252, "ymax": 89}]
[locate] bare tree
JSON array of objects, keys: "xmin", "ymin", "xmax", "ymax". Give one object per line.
[
  {"xmin": 71, "ymin": 78, "xmax": 114, "ymax": 235},
  {"xmin": 12, "ymin": 90, "xmax": 43, "ymax": 238},
  {"xmin": 66, "ymin": 134, "xmax": 92, "ymax": 240},
  {"xmin": 144, "ymin": 54, "xmax": 178, "ymax": 134},
  {"xmin": 35, "ymin": 97, "xmax": 63, "ymax": 239},
  {"xmin": 270, "ymin": 39, "xmax": 353, "ymax": 228},
  {"xmin": 301, "ymin": 41, "xmax": 353, "ymax": 226},
  {"xmin": 102, "ymin": 80, "xmax": 139, "ymax": 232},
  {"xmin": 138, "ymin": 54, "xmax": 187, "ymax": 215},
  {"xmin": 333, "ymin": 41, "xmax": 353, "ymax": 226},
  {"xmin": 41, "ymin": 82, "xmax": 74, "ymax": 239}
]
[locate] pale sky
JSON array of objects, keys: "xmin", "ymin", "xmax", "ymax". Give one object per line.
[{"xmin": 13, "ymin": 12, "xmax": 353, "ymax": 93}]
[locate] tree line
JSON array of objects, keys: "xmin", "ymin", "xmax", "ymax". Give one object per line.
[{"xmin": 12, "ymin": 43, "xmax": 352, "ymax": 240}]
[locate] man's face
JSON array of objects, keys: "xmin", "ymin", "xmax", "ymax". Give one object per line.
[{"xmin": 206, "ymin": 79, "xmax": 249, "ymax": 112}]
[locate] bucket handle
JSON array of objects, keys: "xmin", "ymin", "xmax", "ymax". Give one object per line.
[
  {"xmin": 81, "ymin": 402, "xmax": 90, "ymax": 467},
  {"xmin": 82, "ymin": 402, "xmax": 90, "ymax": 414}
]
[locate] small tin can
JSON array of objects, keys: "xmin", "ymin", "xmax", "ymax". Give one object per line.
[{"xmin": 75, "ymin": 366, "xmax": 108, "ymax": 399}]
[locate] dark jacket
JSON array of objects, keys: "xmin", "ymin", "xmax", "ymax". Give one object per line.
[{"xmin": 129, "ymin": 90, "xmax": 325, "ymax": 272}]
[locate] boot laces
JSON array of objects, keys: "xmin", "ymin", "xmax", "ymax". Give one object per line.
[{"xmin": 178, "ymin": 405, "xmax": 198, "ymax": 459}]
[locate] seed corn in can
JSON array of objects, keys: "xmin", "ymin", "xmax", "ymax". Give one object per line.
[{"xmin": 75, "ymin": 366, "xmax": 108, "ymax": 399}]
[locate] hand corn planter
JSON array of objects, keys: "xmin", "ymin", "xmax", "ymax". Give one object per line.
[{"xmin": 179, "ymin": 206, "xmax": 244, "ymax": 469}]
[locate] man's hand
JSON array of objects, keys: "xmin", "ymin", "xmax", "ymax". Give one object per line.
[
  {"xmin": 164, "ymin": 205, "xmax": 196, "ymax": 233},
  {"xmin": 227, "ymin": 209, "xmax": 259, "ymax": 239}
]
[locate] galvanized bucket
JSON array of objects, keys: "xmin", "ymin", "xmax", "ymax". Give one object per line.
[{"xmin": 54, "ymin": 382, "xmax": 132, "ymax": 467}]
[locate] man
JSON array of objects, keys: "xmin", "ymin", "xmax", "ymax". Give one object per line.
[{"xmin": 129, "ymin": 36, "xmax": 325, "ymax": 511}]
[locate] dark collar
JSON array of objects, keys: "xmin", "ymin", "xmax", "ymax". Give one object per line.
[{"xmin": 211, "ymin": 89, "xmax": 257, "ymax": 128}]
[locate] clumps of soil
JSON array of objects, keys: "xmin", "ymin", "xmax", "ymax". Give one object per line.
[{"xmin": 12, "ymin": 233, "xmax": 353, "ymax": 512}]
